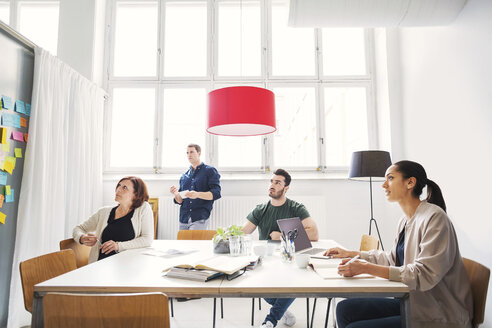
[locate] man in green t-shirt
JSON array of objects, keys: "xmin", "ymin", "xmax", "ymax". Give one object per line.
[{"xmin": 242, "ymin": 169, "xmax": 319, "ymax": 328}]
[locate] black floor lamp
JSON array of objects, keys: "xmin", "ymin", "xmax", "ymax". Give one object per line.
[{"xmin": 348, "ymin": 150, "xmax": 392, "ymax": 251}]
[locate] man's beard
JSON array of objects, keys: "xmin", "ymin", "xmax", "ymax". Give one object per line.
[{"xmin": 269, "ymin": 187, "xmax": 285, "ymax": 200}]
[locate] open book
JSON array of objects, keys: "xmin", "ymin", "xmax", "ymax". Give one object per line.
[
  {"xmin": 309, "ymin": 258, "xmax": 374, "ymax": 279},
  {"xmin": 166, "ymin": 267, "xmax": 224, "ymax": 282},
  {"xmin": 163, "ymin": 255, "xmax": 257, "ymax": 275}
]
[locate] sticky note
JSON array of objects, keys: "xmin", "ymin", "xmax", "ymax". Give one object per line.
[
  {"xmin": 0, "ymin": 172, "xmax": 6, "ymax": 185},
  {"xmin": 20, "ymin": 117, "xmax": 27, "ymax": 128},
  {"xmin": 15, "ymin": 100, "xmax": 25, "ymax": 114},
  {"xmin": 26, "ymin": 103, "xmax": 31, "ymax": 116},
  {"xmin": 4, "ymin": 160, "xmax": 13, "ymax": 174},
  {"xmin": 0, "ymin": 212, "xmax": 5, "ymax": 224},
  {"xmin": 1, "ymin": 96, "xmax": 13, "ymax": 110},
  {"xmin": 0, "ymin": 195, "xmax": 4, "ymax": 208},
  {"xmin": 2, "ymin": 143, "xmax": 9, "ymax": 152},
  {"xmin": 5, "ymin": 185, "xmax": 10, "ymax": 195},
  {"xmin": 24, "ymin": 133, "xmax": 28, "ymax": 142},
  {"xmin": 0, "ymin": 128, "xmax": 6, "ymax": 144},
  {"xmin": 5, "ymin": 189, "xmax": 13, "ymax": 203},
  {"xmin": 15, "ymin": 148, "xmax": 22, "ymax": 158},
  {"xmin": 2, "ymin": 113, "xmax": 20, "ymax": 128},
  {"xmin": 6, "ymin": 156, "xmax": 15, "ymax": 166},
  {"xmin": 12, "ymin": 131, "xmax": 24, "ymax": 142}
]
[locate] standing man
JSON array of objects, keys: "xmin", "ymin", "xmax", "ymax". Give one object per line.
[
  {"xmin": 242, "ymin": 168, "xmax": 319, "ymax": 328},
  {"xmin": 170, "ymin": 144, "xmax": 221, "ymax": 230}
]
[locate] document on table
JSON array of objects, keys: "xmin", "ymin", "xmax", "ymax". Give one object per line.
[
  {"xmin": 309, "ymin": 258, "xmax": 374, "ymax": 279},
  {"xmin": 142, "ymin": 248, "xmax": 198, "ymax": 258}
]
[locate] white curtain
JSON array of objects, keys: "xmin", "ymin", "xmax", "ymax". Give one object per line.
[{"xmin": 7, "ymin": 47, "xmax": 104, "ymax": 327}]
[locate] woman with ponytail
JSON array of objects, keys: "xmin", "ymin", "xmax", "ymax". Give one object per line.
[{"xmin": 326, "ymin": 160, "xmax": 473, "ymax": 328}]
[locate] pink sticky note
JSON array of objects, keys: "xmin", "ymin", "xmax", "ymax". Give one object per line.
[{"xmin": 11, "ymin": 131, "xmax": 24, "ymax": 142}]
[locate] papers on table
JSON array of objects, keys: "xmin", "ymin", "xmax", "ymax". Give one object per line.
[
  {"xmin": 309, "ymin": 258, "xmax": 374, "ymax": 279},
  {"xmin": 142, "ymin": 248, "xmax": 198, "ymax": 258}
]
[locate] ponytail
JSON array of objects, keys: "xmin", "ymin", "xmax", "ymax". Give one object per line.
[
  {"xmin": 426, "ymin": 179, "xmax": 446, "ymax": 213},
  {"xmin": 394, "ymin": 160, "xmax": 447, "ymax": 212}
]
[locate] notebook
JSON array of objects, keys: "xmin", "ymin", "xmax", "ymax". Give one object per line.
[{"xmin": 277, "ymin": 217, "xmax": 327, "ymax": 257}]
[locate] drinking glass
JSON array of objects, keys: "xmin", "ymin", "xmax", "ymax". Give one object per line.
[
  {"xmin": 229, "ymin": 235, "xmax": 241, "ymax": 257},
  {"xmin": 241, "ymin": 234, "xmax": 253, "ymax": 256}
]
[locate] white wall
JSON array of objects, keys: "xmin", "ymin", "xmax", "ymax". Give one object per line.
[{"xmin": 393, "ymin": 0, "xmax": 492, "ymax": 325}]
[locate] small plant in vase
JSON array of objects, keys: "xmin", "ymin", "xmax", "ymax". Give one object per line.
[{"xmin": 213, "ymin": 224, "xmax": 244, "ymax": 254}]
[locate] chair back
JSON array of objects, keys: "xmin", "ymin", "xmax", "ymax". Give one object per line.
[
  {"xmin": 148, "ymin": 198, "xmax": 159, "ymax": 239},
  {"xmin": 177, "ymin": 230, "xmax": 216, "ymax": 240},
  {"xmin": 463, "ymin": 257, "xmax": 490, "ymax": 327},
  {"xmin": 20, "ymin": 249, "xmax": 77, "ymax": 312},
  {"xmin": 59, "ymin": 238, "xmax": 91, "ymax": 268},
  {"xmin": 360, "ymin": 234, "xmax": 379, "ymax": 251},
  {"xmin": 43, "ymin": 292, "xmax": 170, "ymax": 328}
]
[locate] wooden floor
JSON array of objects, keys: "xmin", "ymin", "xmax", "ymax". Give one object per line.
[{"xmin": 169, "ymin": 297, "xmax": 336, "ymax": 328}]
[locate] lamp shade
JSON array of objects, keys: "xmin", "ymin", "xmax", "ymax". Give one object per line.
[
  {"xmin": 349, "ymin": 150, "xmax": 392, "ymax": 181},
  {"xmin": 207, "ymin": 86, "xmax": 276, "ymax": 136}
]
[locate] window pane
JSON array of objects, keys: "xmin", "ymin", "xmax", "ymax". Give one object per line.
[
  {"xmin": 113, "ymin": 1, "xmax": 158, "ymax": 77},
  {"xmin": 271, "ymin": 1, "xmax": 315, "ymax": 76},
  {"xmin": 162, "ymin": 88, "xmax": 206, "ymax": 168},
  {"xmin": 218, "ymin": 136, "xmax": 262, "ymax": 168},
  {"xmin": 324, "ymin": 87, "xmax": 368, "ymax": 166},
  {"xmin": 322, "ymin": 28, "xmax": 366, "ymax": 76},
  {"xmin": 164, "ymin": 1, "xmax": 207, "ymax": 77},
  {"xmin": 110, "ymin": 88, "xmax": 155, "ymax": 167},
  {"xmin": 19, "ymin": 2, "xmax": 59, "ymax": 55},
  {"xmin": 217, "ymin": 0, "xmax": 261, "ymax": 77},
  {"xmin": 0, "ymin": 2, "xmax": 9, "ymax": 24},
  {"xmin": 273, "ymin": 87, "xmax": 317, "ymax": 167}
]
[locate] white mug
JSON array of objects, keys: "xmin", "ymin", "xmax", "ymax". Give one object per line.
[{"xmin": 295, "ymin": 254, "xmax": 310, "ymax": 268}]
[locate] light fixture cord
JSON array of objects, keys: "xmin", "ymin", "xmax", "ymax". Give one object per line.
[{"xmin": 239, "ymin": 0, "xmax": 243, "ymax": 77}]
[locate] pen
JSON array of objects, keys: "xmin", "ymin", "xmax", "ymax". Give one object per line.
[{"xmin": 344, "ymin": 255, "xmax": 360, "ymax": 265}]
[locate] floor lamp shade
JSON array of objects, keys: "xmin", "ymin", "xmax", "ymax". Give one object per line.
[
  {"xmin": 207, "ymin": 86, "xmax": 276, "ymax": 136},
  {"xmin": 349, "ymin": 150, "xmax": 392, "ymax": 181}
]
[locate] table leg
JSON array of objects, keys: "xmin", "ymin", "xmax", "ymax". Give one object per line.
[
  {"xmin": 31, "ymin": 292, "xmax": 44, "ymax": 328},
  {"xmin": 400, "ymin": 294, "xmax": 411, "ymax": 328}
]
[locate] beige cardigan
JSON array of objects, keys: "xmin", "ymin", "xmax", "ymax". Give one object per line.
[
  {"xmin": 361, "ymin": 201, "xmax": 473, "ymax": 328},
  {"xmin": 73, "ymin": 202, "xmax": 154, "ymax": 263}
]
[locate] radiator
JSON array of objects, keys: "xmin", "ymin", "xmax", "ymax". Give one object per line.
[{"xmin": 157, "ymin": 196, "xmax": 326, "ymax": 240}]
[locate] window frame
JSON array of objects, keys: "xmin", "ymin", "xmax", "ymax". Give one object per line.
[{"xmin": 103, "ymin": 0, "xmax": 379, "ymax": 174}]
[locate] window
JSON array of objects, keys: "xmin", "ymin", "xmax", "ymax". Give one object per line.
[
  {"xmin": 0, "ymin": 1, "xmax": 9, "ymax": 24},
  {"xmin": 18, "ymin": 1, "xmax": 59, "ymax": 55},
  {"xmin": 105, "ymin": 0, "xmax": 377, "ymax": 173}
]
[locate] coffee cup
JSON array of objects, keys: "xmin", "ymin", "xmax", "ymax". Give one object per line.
[{"xmin": 295, "ymin": 254, "xmax": 310, "ymax": 268}]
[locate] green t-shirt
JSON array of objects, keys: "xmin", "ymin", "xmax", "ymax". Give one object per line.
[{"xmin": 246, "ymin": 198, "xmax": 310, "ymax": 240}]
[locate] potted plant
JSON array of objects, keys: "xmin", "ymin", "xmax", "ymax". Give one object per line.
[{"xmin": 213, "ymin": 224, "xmax": 244, "ymax": 254}]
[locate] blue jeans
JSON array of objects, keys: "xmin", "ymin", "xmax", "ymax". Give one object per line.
[
  {"xmin": 179, "ymin": 218, "xmax": 209, "ymax": 230},
  {"xmin": 263, "ymin": 298, "xmax": 295, "ymax": 326},
  {"xmin": 336, "ymin": 298, "xmax": 401, "ymax": 328}
]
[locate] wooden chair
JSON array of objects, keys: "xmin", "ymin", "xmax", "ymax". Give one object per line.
[
  {"xmin": 59, "ymin": 238, "xmax": 91, "ymax": 268},
  {"xmin": 176, "ymin": 230, "xmax": 222, "ymax": 328},
  {"xmin": 43, "ymin": 292, "xmax": 170, "ymax": 328},
  {"xmin": 463, "ymin": 257, "xmax": 490, "ymax": 328},
  {"xmin": 19, "ymin": 249, "xmax": 77, "ymax": 312},
  {"xmin": 148, "ymin": 197, "xmax": 159, "ymax": 239},
  {"xmin": 312, "ymin": 235, "xmax": 380, "ymax": 328}
]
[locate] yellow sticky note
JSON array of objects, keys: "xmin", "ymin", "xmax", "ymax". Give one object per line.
[
  {"xmin": 4, "ymin": 161, "xmax": 13, "ymax": 174},
  {"xmin": 2, "ymin": 143, "xmax": 9, "ymax": 152},
  {"xmin": 0, "ymin": 212, "xmax": 6, "ymax": 224},
  {"xmin": 0, "ymin": 128, "xmax": 6, "ymax": 144},
  {"xmin": 5, "ymin": 185, "xmax": 11, "ymax": 195},
  {"xmin": 15, "ymin": 148, "xmax": 22, "ymax": 158}
]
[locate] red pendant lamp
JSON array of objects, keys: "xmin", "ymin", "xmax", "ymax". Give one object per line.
[{"xmin": 207, "ymin": 86, "xmax": 276, "ymax": 136}]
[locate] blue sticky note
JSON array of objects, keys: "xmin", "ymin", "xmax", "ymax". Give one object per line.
[
  {"xmin": 15, "ymin": 100, "xmax": 26, "ymax": 114},
  {"xmin": 0, "ymin": 172, "xmax": 6, "ymax": 185},
  {"xmin": 5, "ymin": 189, "xmax": 13, "ymax": 203},
  {"xmin": 2, "ymin": 113, "xmax": 21, "ymax": 128},
  {"xmin": 26, "ymin": 104, "xmax": 31, "ymax": 116},
  {"xmin": 1, "ymin": 96, "xmax": 13, "ymax": 110}
]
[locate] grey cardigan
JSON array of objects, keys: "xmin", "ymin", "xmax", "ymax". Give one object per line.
[
  {"xmin": 361, "ymin": 201, "xmax": 473, "ymax": 328},
  {"xmin": 73, "ymin": 202, "xmax": 154, "ymax": 263}
]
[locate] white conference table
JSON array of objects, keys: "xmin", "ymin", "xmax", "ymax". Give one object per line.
[{"xmin": 33, "ymin": 240, "xmax": 410, "ymax": 327}]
